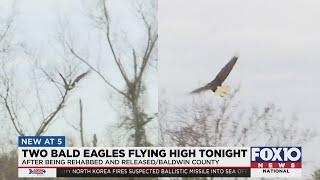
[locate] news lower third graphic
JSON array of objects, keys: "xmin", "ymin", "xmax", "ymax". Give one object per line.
[{"xmin": 18, "ymin": 136, "xmax": 302, "ymax": 178}]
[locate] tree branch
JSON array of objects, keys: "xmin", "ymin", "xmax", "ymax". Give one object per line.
[
  {"xmin": 79, "ymin": 99, "xmax": 84, "ymax": 147},
  {"xmin": 0, "ymin": 85, "xmax": 24, "ymax": 136},
  {"xmin": 102, "ymin": 0, "xmax": 131, "ymax": 87},
  {"xmin": 0, "ymin": 17, "xmax": 13, "ymax": 43},
  {"xmin": 35, "ymin": 71, "xmax": 89, "ymax": 136},
  {"xmin": 69, "ymin": 47, "xmax": 129, "ymax": 99},
  {"xmin": 35, "ymin": 86, "xmax": 68, "ymax": 136}
]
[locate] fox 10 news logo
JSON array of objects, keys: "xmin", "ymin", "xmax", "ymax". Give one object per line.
[{"xmin": 251, "ymin": 147, "xmax": 302, "ymax": 177}]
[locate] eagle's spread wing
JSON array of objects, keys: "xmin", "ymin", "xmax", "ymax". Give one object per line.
[
  {"xmin": 190, "ymin": 56, "xmax": 238, "ymax": 94},
  {"xmin": 70, "ymin": 70, "xmax": 91, "ymax": 89},
  {"xmin": 210, "ymin": 56, "xmax": 238, "ymax": 86},
  {"xmin": 190, "ymin": 84, "xmax": 211, "ymax": 94},
  {"xmin": 73, "ymin": 70, "xmax": 91, "ymax": 84}
]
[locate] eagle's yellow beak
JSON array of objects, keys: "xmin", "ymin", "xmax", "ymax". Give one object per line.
[{"xmin": 215, "ymin": 85, "xmax": 230, "ymax": 97}]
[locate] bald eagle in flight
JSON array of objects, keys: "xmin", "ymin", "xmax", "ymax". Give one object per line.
[{"xmin": 190, "ymin": 56, "xmax": 238, "ymax": 97}]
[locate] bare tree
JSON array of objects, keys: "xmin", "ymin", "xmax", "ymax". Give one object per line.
[
  {"xmin": 0, "ymin": 5, "xmax": 23, "ymax": 136},
  {"xmin": 0, "ymin": 3, "xmax": 15, "ymax": 55},
  {"xmin": 0, "ymin": 51, "xmax": 90, "ymax": 136},
  {"xmin": 61, "ymin": 0, "xmax": 158, "ymax": 146},
  {"xmin": 160, "ymin": 90, "xmax": 316, "ymax": 179},
  {"xmin": 35, "ymin": 70, "xmax": 90, "ymax": 136},
  {"xmin": 0, "ymin": 2, "xmax": 91, "ymax": 137},
  {"xmin": 162, "ymin": 90, "xmax": 315, "ymax": 147}
]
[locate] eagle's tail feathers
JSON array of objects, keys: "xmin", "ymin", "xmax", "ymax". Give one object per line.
[{"xmin": 215, "ymin": 85, "xmax": 230, "ymax": 97}]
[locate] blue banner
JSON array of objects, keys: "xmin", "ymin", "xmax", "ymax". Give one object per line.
[{"xmin": 18, "ymin": 136, "xmax": 65, "ymax": 147}]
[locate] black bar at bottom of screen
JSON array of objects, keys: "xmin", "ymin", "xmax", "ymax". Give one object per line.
[{"xmin": 57, "ymin": 167, "xmax": 251, "ymax": 177}]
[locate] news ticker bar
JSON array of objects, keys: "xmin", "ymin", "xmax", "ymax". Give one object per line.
[
  {"xmin": 19, "ymin": 166, "xmax": 303, "ymax": 178},
  {"xmin": 21, "ymin": 167, "xmax": 251, "ymax": 177}
]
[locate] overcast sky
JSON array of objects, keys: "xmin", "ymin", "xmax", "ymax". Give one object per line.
[
  {"xmin": 159, "ymin": 0, "xmax": 320, "ymax": 174},
  {"xmin": 159, "ymin": 0, "xmax": 320, "ymax": 127}
]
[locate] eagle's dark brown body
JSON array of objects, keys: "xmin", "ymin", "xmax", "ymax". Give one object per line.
[{"xmin": 190, "ymin": 56, "xmax": 238, "ymax": 94}]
